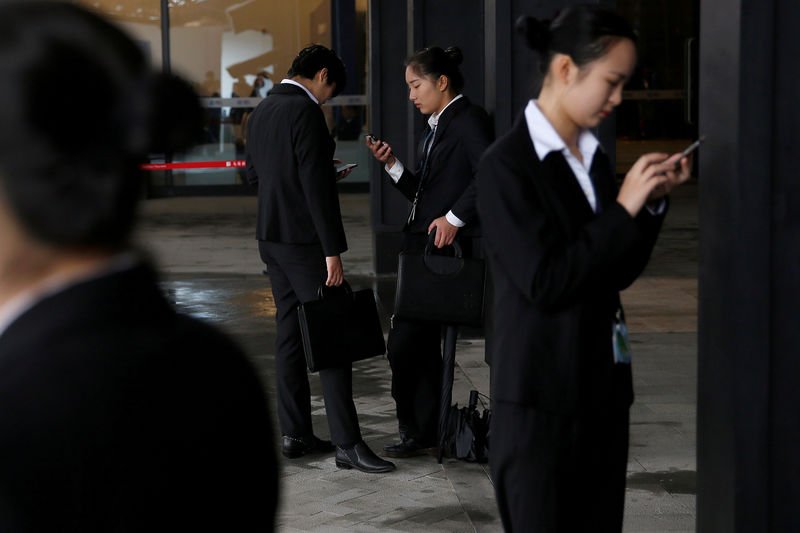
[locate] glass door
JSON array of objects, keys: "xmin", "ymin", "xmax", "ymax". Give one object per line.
[
  {"xmin": 615, "ymin": 0, "xmax": 699, "ymax": 176},
  {"xmin": 166, "ymin": 0, "xmax": 370, "ymax": 192},
  {"xmin": 78, "ymin": 0, "xmax": 370, "ymax": 194}
]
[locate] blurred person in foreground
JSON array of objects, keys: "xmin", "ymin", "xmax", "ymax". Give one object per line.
[{"xmin": 0, "ymin": 2, "xmax": 278, "ymax": 531}]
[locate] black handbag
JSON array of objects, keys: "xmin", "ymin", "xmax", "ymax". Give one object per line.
[
  {"xmin": 394, "ymin": 231, "xmax": 486, "ymax": 327},
  {"xmin": 297, "ymin": 281, "xmax": 386, "ymax": 372}
]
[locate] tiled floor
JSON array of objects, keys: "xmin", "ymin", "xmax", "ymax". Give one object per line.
[{"xmin": 138, "ymin": 184, "xmax": 699, "ymax": 532}]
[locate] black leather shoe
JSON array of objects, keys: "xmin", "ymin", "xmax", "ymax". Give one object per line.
[
  {"xmin": 335, "ymin": 441, "xmax": 396, "ymax": 473},
  {"xmin": 381, "ymin": 437, "xmax": 438, "ymax": 458},
  {"xmin": 282, "ymin": 435, "xmax": 335, "ymax": 459}
]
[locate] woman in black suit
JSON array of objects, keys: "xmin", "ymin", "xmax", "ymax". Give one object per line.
[
  {"xmin": 367, "ymin": 46, "xmax": 493, "ymax": 457},
  {"xmin": 476, "ymin": 7, "xmax": 692, "ymax": 532}
]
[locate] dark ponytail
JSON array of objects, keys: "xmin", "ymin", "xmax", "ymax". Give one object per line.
[
  {"xmin": 406, "ymin": 46, "xmax": 465, "ymax": 94},
  {"xmin": 516, "ymin": 5, "xmax": 637, "ymax": 76},
  {"xmin": 0, "ymin": 1, "xmax": 203, "ymax": 250}
]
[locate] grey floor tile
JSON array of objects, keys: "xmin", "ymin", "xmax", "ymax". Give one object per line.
[{"xmin": 142, "ymin": 190, "xmax": 701, "ymax": 533}]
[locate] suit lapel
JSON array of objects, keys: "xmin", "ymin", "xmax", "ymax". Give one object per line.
[
  {"xmin": 417, "ymin": 96, "xmax": 470, "ymax": 166},
  {"xmin": 432, "ymin": 96, "xmax": 469, "ymax": 143},
  {"xmin": 507, "ymin": 114, "xmax": 599, "ymax": 228},
  {"xmin": 589, "ymin": 149, "xmax": 617, "ymax": 210},
  {"xmin": 539, "ymin": 153, "xmax": 597, "ymax": 224}
]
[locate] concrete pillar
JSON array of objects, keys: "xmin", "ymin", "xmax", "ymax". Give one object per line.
[{"xmin": 697, "ymin": 1, "xmax": 800, "ymax": 530}]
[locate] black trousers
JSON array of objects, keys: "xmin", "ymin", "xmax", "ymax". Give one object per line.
[
  {"xmin": 386, "ymin": 232, "xmax": 483, "ymax": 444},
  {"xmin": 259, "ymin": 241, "xmax": 361, "ymax": 447},
  {"xmin": 386, "ymin": 318, "xmax": 443, "ymax": 444},
  {"xmin": 490, "ymin": 401, "xmax": 630, "ymax": 532}
]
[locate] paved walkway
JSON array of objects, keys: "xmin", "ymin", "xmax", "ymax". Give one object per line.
[{"xmin": 134, "ymin": 184, "xmax": 698, "ymax": 532}]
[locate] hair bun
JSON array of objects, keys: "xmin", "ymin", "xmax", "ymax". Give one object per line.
[
  {"xmin": 146, "ymin": 73, "xmax": 204, "ymax": 154},
  {"xmin": 515, "ymin": 15, "xmax": 550, "ymax": 53},
  {"xmin": 444, "ymin": 46, "xmax": 463, "ymax": 67}
]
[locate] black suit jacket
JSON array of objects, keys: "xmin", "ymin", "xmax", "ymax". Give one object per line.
[
  {"xmin": 477, "ymin": 114, "xmax": 665, "ymax": 415},
  {"xmin": 246, "ymin": 83, "xmax": 347, "ymax": 256},
  {"xmin": 0, "ymin": 263, "xmax": 278, "ymax": 532},
  {"xmin": 393, "ymin": 96, "xmax": 493, "ymax": 236}
]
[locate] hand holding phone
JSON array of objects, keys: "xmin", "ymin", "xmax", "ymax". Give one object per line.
[
  {"xmin": 366, "ymin": 132, "xmax": 395, "ymax": 166},
  {"xmin": 367, "ymin": 133, "xmax": 391, "ymax": 152}
]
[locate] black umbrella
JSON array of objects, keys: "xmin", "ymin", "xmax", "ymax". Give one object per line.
[
  {"xmin": 437, "ymin": 325, "xmax": 458, "ymax": 463},
  {"xmin": 442, "ymin": 390, "xmax": 491, "ymax": 463}
]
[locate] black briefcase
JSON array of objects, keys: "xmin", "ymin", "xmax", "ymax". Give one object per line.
[
  {"xmin": 394, "ymin": 232, "xmax": 486, "ymax": 327},
  {"xmin": 297, "ymin": 281, "xmax": 386, "ymax": 372}
]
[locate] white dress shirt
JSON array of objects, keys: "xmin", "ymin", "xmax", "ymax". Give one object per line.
[
  {"xmin": 524, "ymin": 99, "xmax": 665, "ymax": 215},
  {"xmin": 385, "ymin": 94, "xmax": 466, "ymax": 227},
  {"xmin": 280, "ymin": 78, "xmax": 318, "ymax": 104},
  {"xmin": 525, "ymin": 100, "xmax": 600, "ymax": 212}
]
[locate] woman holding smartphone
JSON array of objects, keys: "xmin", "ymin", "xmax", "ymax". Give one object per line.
[
  {"xmin": 367, "ymin": 46, "xmax": 493, "ymax": 458},
  {"xmin": 476, "ymin": 6, "xmax": 692, "ymax": 531}
]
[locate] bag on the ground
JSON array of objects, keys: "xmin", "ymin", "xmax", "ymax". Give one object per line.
[
  {"xmin": 297, "ymin": 281, "xmax": 386, "ymax": 372},
  {"xmin": 394, "ymin": 230, "xmax": 486, "ymax": 327},
  {"xmin": 443, "ymin": 390, "xmax": 491, "ymax": 463}
]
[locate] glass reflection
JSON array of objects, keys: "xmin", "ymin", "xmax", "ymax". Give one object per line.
[
  {"xmin": 76, "ymin": 1, "xmax": 162, "ymax": 66},
  {"xmin": 169, "ymin": 1, "xmax": 335, "ymax": 186},
  {"xmin": 76, "ymin": 0, "xmax": 370, "ymax": 188}
]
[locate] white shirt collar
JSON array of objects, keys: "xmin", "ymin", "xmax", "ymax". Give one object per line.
[
  {"xmin": 524, "ymin": 99, "xmax": 599, "ymax": 169},
  {"xmin": 281, "ymin": 78, "xmax": 319, "ymax": 104},
  {"xmin": 0, "ymin": 252, "xmax": 140, "ymax": 341},
  {"xmin": 428, "ymin": 94, "xmax": 464, "ymax": 129}
]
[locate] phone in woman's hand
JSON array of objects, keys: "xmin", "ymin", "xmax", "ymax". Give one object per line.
[
  {"xmin": 672, "ymin": 135, "xmax": 705, "ymax": 167},
  {"xmin": 367, "ymin": 133, "xmax": 392, "ymax": 157}
]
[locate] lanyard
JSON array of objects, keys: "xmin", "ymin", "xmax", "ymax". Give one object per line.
[
  {"xmin": 588, "ymin": 168, "xmax": 602, "ymax": 213},
  {"xmin": 407, "ymin": 126, "xmax": 437, "ymax": 225}
]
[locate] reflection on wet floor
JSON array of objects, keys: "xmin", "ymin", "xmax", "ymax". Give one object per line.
[
  {"xmin": 140, "ymin": 190, "xmax": 699, "ymax": 529},
  {"xmin": 164, "ymin": 277, "xmax": 277, "ymax": 325},
  {"xmin": 161, "ymin": 273, "xmax": 486, "ymax": 369},
  {"xmin": 627, "ymin": 470, "xmax": 696, "ymax": 495}
]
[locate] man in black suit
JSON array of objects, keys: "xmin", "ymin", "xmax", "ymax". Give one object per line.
[
  {"xmin": 0, "ymin": 3, "xmax": 278, "ymax": 530},
  {"xmin": 246, "ymin": 45, "xmax": 394, "ymax": 473}
]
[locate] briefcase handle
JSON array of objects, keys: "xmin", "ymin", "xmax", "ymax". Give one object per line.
[
  {"xmin": 316, "ymin": 280, "xmax": 353, "ymax": 301},
  {"xmin": 421, "ymin": 228, "xmax": 467, "ymax": 276},
  {"xmin": 424, "ymin": 227, "xmax": 463, "ymax": 258}
]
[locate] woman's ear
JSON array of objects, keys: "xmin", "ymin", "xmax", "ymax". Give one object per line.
[
  {"xmin": 437, "ymin": 74, "xmax": 449, "ymax": 93},
  {"xmin": 550, "ymin": 53, "xmax": 575, "ymax": 86}
]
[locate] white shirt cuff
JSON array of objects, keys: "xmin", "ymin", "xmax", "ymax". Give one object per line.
[
  {"xmin": 385, "ymin": 159, "xmax": 405, "ymax": 183},
  {"xmin": 645, "ymin": 199, "xmax": 667, "ymax": 216},
  {"xmin": 446, "ymin": 210, "xmax": 466, "ymax": 227}
]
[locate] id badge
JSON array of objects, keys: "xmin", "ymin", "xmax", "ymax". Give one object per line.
[{"xmin": 612, "ymin": 310, "xmax": 632, "ymax": 364}]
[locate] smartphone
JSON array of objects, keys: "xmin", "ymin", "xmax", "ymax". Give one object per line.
[
  {"xmin": 335, "ymin": 162, "xmax": 358, "ymax": 173},
  {"xmin": 674, "ymin": 135, "xmax": 706, "ymax": 167},
  {"xmin": 367, "ymin": 133, "xmax": 392, "ymax": 156}
]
